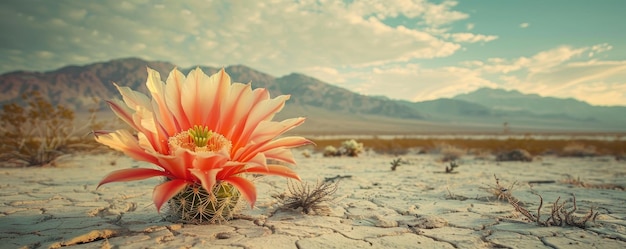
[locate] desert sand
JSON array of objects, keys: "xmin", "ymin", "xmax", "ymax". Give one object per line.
[{"xmin": 1, "ymin": 150, "xmax": 625, "ymax": 249}]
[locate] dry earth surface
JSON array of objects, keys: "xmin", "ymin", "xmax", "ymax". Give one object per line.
[{"xmin": 1, "ymin": 150, "xmax": 625, "ymax": 248}]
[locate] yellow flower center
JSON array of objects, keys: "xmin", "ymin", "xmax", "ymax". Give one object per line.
[
  {"xmin": 189, "ymin": 125, "xmax": 212, "ymax": 147},
  {"xmin": 168, "ymin": 125, "xmax": 232, "ymax": 153}
]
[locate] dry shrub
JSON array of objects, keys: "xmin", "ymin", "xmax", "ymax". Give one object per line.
[
  {"xmin": 0, "ymin": 91, "xmax": 101, "ymax": 167},
  {"xmin": 508, "ymin": 193, "xmax": 598, "ymax": 228},
  {"xmin": 496, "ymin": 149, "xmax": 533, "ymax": 162},
  {"xmin": 323, "ymin": 145, "xmax": 340, "ymax": 157},
  {"xmin": 488, "ymin": 175, "xmax": 598, "ymax": 228},
  {"xmin": 274, "ymin": 179, "xmax": 338, "ymax": 215},
  {"xmin": 483, "ymin": 174, "xmax": 519, "ymax": 202},
  {"xmin": 560, "ymin": 143, "xmax": 597, "ymax": 157}
]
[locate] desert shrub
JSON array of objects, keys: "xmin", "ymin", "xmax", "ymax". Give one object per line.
[
  {"xmin": 323, "ymin": 145, "xmax": 340, "ymax": 157},
  {"xmin": 560, "ymin": 143, "xmax": 597, "ymax": 157},
  {"xmin": 0, "ymin": 91, "xmax": 96, "ymax": 166},
  {"xmin": 496, "ymin": 149, "xmax": 533, "ymax": 162},
  {"xmin": 340, "ymin": 139, "xmax": 363, "ymax": 157},
  {"xmin": 274, "ymin": 179, "xmax": 338, "ymax": 215}
]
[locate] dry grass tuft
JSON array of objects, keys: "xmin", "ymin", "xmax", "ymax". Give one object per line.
[
  {"xmin": 488, "ymin": 175, "xmax": 599, "ymax": 228},
  {"xmin": 274, "ymin": 179, "xmax": 339, "ymax": 215},
  {"xmin": 483, "ymin": 174, "xmax": 519, "ymax": 202},
  {"xmin": 508, "ymin": 193, "xmax": 599, "ymax": 228}
]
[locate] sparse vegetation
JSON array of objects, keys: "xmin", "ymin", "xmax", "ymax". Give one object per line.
[
  {"xmin": 390, "ymin": 158, "xmax": 404, "ymax": 171},
  {"xmin": 340, "ymin": 139, "xmax": 363, "ymax": 157},
  {"xmin": 488, "ymin": 175, "xmax": 599, "ymax": 228},
  {"xmin": 509, "ymin": 193, "xmax": 599, "ymax": 228},
  {"xmin": 322, "ymin": 139, "xmax": 363, "ymax": 157},
  {"xmin": 323, "ymin": 145, "xmax": 340, "ymax": 157},
  {"xmin": 0, "ymin": 91, "xmax": 102, "ymax": 167},
  {"xmin": 311, "ymin": 136, "xmax": 625, "ymax": 157},
  {"xmin": 274, "ymin": 179, "xmax": 339, "ymax": 215},
  {"xmin": 445, "ymin": 161, "xmax": 459, "ymax": 173},
  {"xmin": 483, "ymin": 174, "xmax": 519, "ymax": 202}
]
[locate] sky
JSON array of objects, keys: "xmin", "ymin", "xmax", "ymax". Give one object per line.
[{"xmin": 1, "ymin": 0, "xmax": 625, "ymax": 106}]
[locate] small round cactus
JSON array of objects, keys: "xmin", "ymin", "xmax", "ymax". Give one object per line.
[
  {"xmin": 340, "ymin": 139, "xmax": 363, "ymax": 157},
  {"xmin": 167, "ymin": 181, "xmax": 242, "ymax": 224},
  {"xmin": 323, "ymin": 145, "xmax": 339, "ymax": 157}
]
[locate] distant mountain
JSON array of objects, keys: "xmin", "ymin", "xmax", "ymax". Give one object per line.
[
  {"xmin": 0, "ymin": 57, "xmax": 421, "ymax": 122},
  {"xmin": 2, "ymin": 58, "xmax": 624, "ymax": 133},
  {"xmin": 0, "ymin": 57, "xmax": 175, "ymax": 108},
  {"xmin": 452, "ymin": 87, "xmax": 626, "ymax": 123}
]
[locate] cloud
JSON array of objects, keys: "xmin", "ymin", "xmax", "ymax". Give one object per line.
[
  {"xmin": 0, "ymin": 0, "xmax": 472, "ymax": 75},
  {"xmin": 446, "ymin": 33, "xmax": 498, "ymax": 43},
  {"xmin": 470, "ymin": 44, "xmax": 626, "ymax": 105},
  {"xmin": 306, "ymin": 44, "xmax": 626, "ymax": 106},
  {"xmin": 304, "ymin": 64, "xmax": 497, "ymax": 102},
  {"xmin": 520, "ymin": 22, "xmax": 529, "ymax": 28}
]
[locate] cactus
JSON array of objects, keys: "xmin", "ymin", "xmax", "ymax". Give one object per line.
[
  {"xmin": 340, "ymin": 139, "xmax": 363, "ymax": 157},
  {"xmin": 167, "ymin": 181, "xmax": 242, "ymax": 224}
]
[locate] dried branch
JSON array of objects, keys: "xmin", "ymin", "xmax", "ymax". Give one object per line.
[{"xmin": 274, "ymin": 179, "xmax": 339, "ymax": 215}]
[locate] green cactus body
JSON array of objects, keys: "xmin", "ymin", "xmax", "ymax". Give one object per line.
[{"xmin": 167, "ymin": 181, "xmax": 241, "ymax": 224}]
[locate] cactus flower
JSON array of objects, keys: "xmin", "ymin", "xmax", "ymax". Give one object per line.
[{"xmin": 95, "ymin": 67, "xmax": 311, "ymax": 222}]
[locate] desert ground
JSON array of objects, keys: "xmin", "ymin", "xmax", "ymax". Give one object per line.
[{"xmin": 1, "ymin": 146, "xmax": 626, "ymax": 249}]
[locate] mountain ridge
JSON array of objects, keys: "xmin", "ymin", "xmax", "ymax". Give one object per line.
[{"xmin": 1, "ymin": 57, "xmax": 624, "ymax": 133}]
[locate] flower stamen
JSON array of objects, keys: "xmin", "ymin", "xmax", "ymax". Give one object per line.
[{"xmin": 188, "ymin": 125, "xmax": 213, "ymax": 147}]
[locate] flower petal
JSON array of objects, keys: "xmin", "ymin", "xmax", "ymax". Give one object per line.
[
  {"xmin": 233, "ymin": 95, "xmax": 290, "ymax": 150},
  {"xmin": 152, "ymin": 179, "xmax": 188, "ymax": 212},
  {"xmin": 95, "ymin": 130, "xmax": 159, "ymax": 165},
  {"xmin": 189, "ymin": 168, "xmax": 220, "ymax": 195},
  {"xmin": 242, "ymin": 164, "xmax": 300, "ymax": 180},
  {"xmin": 219, "ymin": 83, "xmax": 253, "ymax": 141},
  {"xmin": 98, "ymin": 168, "xmax": 168, "ymax": 188},
  {"xmin": 250, "ymin": 118, "xmax": 306, "ymax": 144},
  {"xmin": 263, "ymin": 148, "xmax": 297, "ymax": 165},
  {"xmin": 146, "ymin": 67, "xmax": 179, "ymax": 136},
  {"xmin": 203, "ymin": 68, "xmax": 231, "ymax": 130},
  {"xmin": 114, "ymin": 83, "xmax": 152, "ymax": 111},
  {"xmin": 181, "ymin": 67, "xmax": 210, "ymax": 126},
  {"xmin": 236, "ymin": 136, "xmax": 313, "ymax": 162},
  {"xmin": 106, "ymin": 99, "xmax": 140, "ymax": 131},
  {"xmin": 164, "ymin": 68, "xmax": 190, "ymax": 129},
  {"xmin": 223, "ymin": 176, "xmax": 256, "ymax": 208}
]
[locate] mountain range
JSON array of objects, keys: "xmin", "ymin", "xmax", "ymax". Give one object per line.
[{"xmin": 1, "ymin": 57, "xmax": 624, "ymax": 134}]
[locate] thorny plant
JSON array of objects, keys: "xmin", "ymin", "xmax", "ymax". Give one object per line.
[
  {"xmin": 390, "ymin": 158, "xmax": 404, "ymax": 171},
  {"xmin": 508, "ymin": 193, "xmax": 599, "ymax": 228},
  {"xmin": 445, "ymin": 161, "xmax": 460, "ymax": 173},
  {"xmin": 483, "ymin": 174, "xmax": 518, "ymax": 202},
  {"xmin": 0, "ymin": 91, "xmax": 104, "ymax": 166},
  {"xmin": 490, "ymin": 175, "xmax": 599, "ymax": 228},
  {"xmin": 274, "ymin": 179, "xmax": 339, "ymax": 215}
]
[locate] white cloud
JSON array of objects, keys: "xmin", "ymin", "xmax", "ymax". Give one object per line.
[
  {"xmin": 471, "ymin": 45, "xmax": 626, "ymax": 106},
  {"xmin": 466, "ymin": 23, "xmax": 475, "ymax": 30},
  {"xmin": 520, "ymin": 22, "xmax": 529, "ymax": 28},
  {"xmin": 0, "ymin": 0, "xmax": 472, "ymax": 75},
  {"xmin": 446, "ymin": 32, "xmax": 498, "ymax": 43}
]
